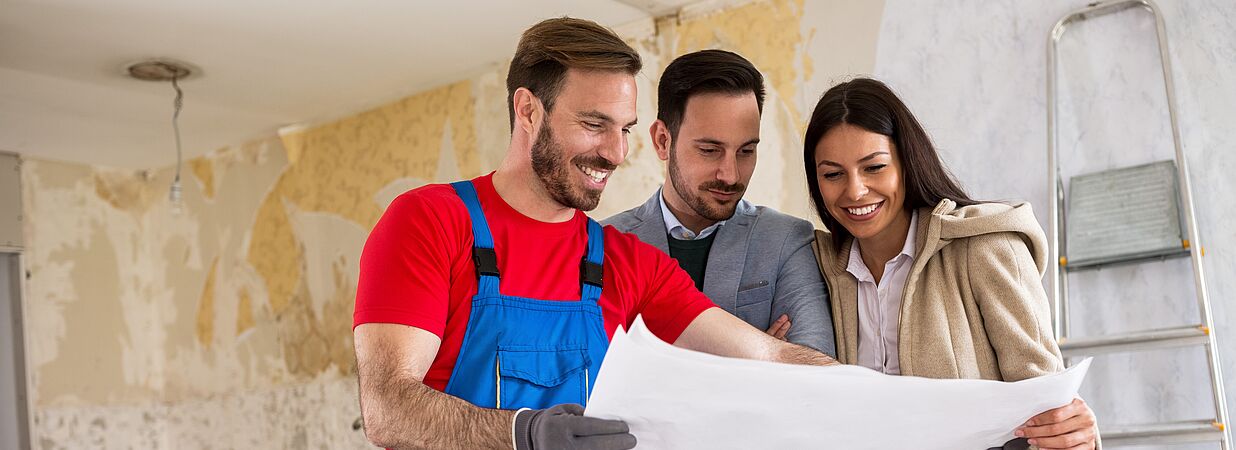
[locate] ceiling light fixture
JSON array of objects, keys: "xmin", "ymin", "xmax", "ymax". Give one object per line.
[{"xmin": 126, "ymin": 58, "xmax": 199, "ymax": 215}]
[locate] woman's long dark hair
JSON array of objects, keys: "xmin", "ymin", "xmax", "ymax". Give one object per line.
[{"xmin": 803, "ymin": 78, "xmax": 978, "ymax": 249}]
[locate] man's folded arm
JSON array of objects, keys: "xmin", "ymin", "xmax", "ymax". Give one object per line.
[
  {"xmin": 673, "ymin": 307, "xmax": 839, "ymax": 366},
  {"xmin": 355, "ymin": 323, "xmax": 515, "ymax": 450}
]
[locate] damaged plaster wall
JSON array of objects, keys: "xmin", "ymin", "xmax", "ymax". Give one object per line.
[{"xmin": 21, "ymin": 0, "xmax": 885, "ymax": 447}]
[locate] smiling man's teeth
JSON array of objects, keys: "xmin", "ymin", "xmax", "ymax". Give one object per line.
[
  {"xmin": 847, "ymin": 203, "xmax": 880, "ymax": 215},
  {"xmin": 579, "ymin": 165, "xmax": 609, "ymax": 183}
]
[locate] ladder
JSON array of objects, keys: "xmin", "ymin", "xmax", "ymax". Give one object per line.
[{"xmin": 1046, "ymin": 0, "xmax": 1230, "ymax": 448}]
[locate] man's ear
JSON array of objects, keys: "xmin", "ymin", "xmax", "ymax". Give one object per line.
[
  {"xmin": 512, "ymin": 87, "xmax": 544, "ymax": 135},
  {"xmin": 650, "ymin": 120, "xmax": 672, "ymax": 161}
]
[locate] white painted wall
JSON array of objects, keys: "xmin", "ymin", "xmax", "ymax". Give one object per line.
[{"xmin": 874, "ymin": 0, "xmax": 1236, "ymax": 447}]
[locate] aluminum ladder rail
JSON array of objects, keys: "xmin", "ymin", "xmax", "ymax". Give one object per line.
[{"xmin": 1047, "ymin": 0, "xmax": 1230, "ymax": 447}]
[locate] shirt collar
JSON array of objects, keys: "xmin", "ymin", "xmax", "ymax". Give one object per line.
[
  {"xmin": 845, "ymin": 210, "xmax": 919, "ymax": 281},
  {"xmin": 899, "ymin": 210, "xmax": 919, "ymax": 259},
  {"xmin": 657, "ymin": 187, "xmax": 750, "ymax": 240}
]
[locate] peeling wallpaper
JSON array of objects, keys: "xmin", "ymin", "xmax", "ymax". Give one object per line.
[
  {"xmin": 12, "ymin": 0, "xmax": 1066, "ymax": 447},
  {"xmin": 24, "ymin": 0, "xmax": 1234, "ymax": 446},
  {"xmin": 24, "ymin": 140, "xmax": 287, "ymax": 409}
]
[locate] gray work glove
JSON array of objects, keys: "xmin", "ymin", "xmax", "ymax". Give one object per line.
[{"xmin": 512, "ymin": 404, "xmax": 636, "ymax": 450}]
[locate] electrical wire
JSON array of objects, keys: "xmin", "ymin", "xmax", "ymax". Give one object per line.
[{"xmin": 169, "ymin": 70, "xmax": 184, "ymax": 209}]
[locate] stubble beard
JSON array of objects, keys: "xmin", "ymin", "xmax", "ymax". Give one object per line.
[
  {"xmin": 667, "ymin": 147, "xmax": 745, "ymax": 222},
  {"xmin": 531, "ymin": 123, "xmax": 612, "ymax": 211}
]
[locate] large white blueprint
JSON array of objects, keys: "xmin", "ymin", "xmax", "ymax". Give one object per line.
[{"xmin": 585, "ymin": 316, "xmax": 1091, "ymax": 450}]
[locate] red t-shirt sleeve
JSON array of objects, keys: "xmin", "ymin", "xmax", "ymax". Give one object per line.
[
  {"xmin": 353, "ymin": 188, "xmax": 462, "ymax": 336},
  {"xmin": 609, "ymin": 228, "xmax": 717, "ymax": 343}
]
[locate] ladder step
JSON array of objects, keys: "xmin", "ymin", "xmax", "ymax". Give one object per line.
[
  {"xmin": 1101, "ymin": 419, "xmax": 1226, "ymax": 447},
  {"xmin": 1060, "ymin": 325, "xmax": 1209, "ymax": 357},
  {"xmin": 1063, "ymin": 246, "xmax": 1190, "ymax": 271}
]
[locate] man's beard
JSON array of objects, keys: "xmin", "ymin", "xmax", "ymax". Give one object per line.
[
  {"xmin": 530, "ymin": 123, "xmax": 616, "ymax": 211},
  {"xmin": 667, "ymin": 147, "xmax": 746, "ymax": 222}
]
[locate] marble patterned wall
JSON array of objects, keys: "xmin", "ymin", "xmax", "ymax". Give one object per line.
[{"xmin": 874, "ymin": 0, "xmax": 1236, "ymax": 447}]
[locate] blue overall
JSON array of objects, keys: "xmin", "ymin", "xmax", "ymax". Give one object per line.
[{"xmin": 442, "ymin": 180, "xmax": 609, "ymax": 410}]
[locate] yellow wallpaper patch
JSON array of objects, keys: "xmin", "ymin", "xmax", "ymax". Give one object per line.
[
  {"xmin": 278, "ymin": 256, "xmax": 357, "ymax": 377},
  {"xmin": 675, "ymin": 0, "xmax": 808, "ymax": 128},
  {"xmin": 236, "ymin": 288, "xmax": 254, "ymax": 337},
  {"xmin": 275, "ymin": 79, "xmax": 478, "ymax": 226},
  {"xmin": 189, "ymin": 158, "xmax": 215, "ymax": 199},
  {"xmin": 195, "ymin": 258, "xmax": 218, "ymax": 348},
  {"xmin": 93, "ymin": 171, "xmax": 157, "ymax": 214},
  {"xmin": 278, "ymin": 127, "xmax": 307, "ymax": 166},
  {"xmin": 247, "ymin": 80, "xmax": 478, "ymax": 355},
  {"xmin": 246, "ymin": 196, "xmax": 303, "ymax": 315}
]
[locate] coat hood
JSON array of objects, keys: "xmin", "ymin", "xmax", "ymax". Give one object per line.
[{"xmin": 816, "ymin": 199, "xmax": 1049, "ymax": 277}]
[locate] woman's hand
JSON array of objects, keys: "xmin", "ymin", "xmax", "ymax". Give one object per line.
[{"xmin": 1015, "ymin": 398, "xmax": 1097, "ymax": 449}]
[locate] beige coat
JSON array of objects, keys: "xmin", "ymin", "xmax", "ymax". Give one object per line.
[{"xmin": 813, "ymin": 199, "xmax": 1064, "ymax": 381}]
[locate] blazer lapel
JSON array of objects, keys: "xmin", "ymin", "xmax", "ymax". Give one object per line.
[
  {"xmin": 702, "ymin": 210, "xmax": 753, "ymax": 313},
  {"xmin": 628, "ymin": 192, "xmax": 670, "ymax": 253}
]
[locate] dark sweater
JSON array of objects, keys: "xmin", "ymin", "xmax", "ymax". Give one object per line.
[{"xmin": 666, "ymin": 232, "xmax": 717, "ymax": 291}]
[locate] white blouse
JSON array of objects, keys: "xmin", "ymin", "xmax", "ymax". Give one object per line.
[{"xmin": 846, "ymin": 211, "xmax": 918, "ymax": 375}]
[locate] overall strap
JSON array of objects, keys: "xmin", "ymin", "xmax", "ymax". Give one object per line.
[
  {"xmin": 450, "ymin": 181, "xmax": 500, "ymax": 295},
  {"xmin": 580, "ymin": 218, "xmax": 605, "ymax": 302}
]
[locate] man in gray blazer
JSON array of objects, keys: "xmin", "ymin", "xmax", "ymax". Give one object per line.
[{"xmin": 603, "ymin": 50, "xmax": 835, "ymax": 356}]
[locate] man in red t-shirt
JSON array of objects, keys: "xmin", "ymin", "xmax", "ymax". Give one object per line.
[{"xmin": 353, "ymin": 17, "xmax": 836, "ymax": 450}]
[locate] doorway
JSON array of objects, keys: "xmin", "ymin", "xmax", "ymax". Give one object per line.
[{"xmin": 0, "ymin": 253, "xmax": 31, "ymax": 449}]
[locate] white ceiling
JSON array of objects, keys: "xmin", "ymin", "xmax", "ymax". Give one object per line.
[{"xmin": 0, "ymin": 0, "xmax": 698, "ymax": 169}]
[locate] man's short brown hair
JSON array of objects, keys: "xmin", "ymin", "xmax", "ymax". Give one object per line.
[{"xmin": 506, "ymin": 17, "xmax": 642, "ymax": 130}]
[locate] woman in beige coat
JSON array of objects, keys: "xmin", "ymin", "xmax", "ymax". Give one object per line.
[{"xmin": 803, "ymin": 78, "xmax": 1097, "ymax": 450}]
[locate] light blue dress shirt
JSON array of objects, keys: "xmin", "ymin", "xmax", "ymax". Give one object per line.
[{"xmin": 657, "ymin": 187, "xmax": 753, "ymax": 240}]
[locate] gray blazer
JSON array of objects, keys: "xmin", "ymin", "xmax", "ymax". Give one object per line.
[{"xmin": 602, "ymin": 192, "xmax": 836, "ymax": 356}]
